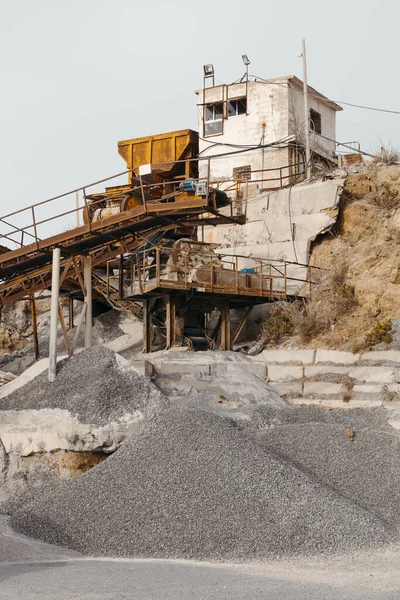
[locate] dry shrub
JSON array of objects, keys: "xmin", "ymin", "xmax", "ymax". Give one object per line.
[
  {"xmin": 259, "ymin": 303, "xmax": 294, "ymax": 346},
  {"xmin": 372, "ymin": 144, "xmax": 400, "ymax": 165},
  {"xmin": 365, "ymin": 319, "xmax": 393, "ymax": 347},
  {"xmin": 369, "ymin": 181, "xmax": 400, "ymax": 210},
  {"xmin": 280, "ymin": 301, "xmax": 327, "ymax": 343},
  {"xmin": 323, "ymin": 263, "xmax": 357, "ymax": 316}
]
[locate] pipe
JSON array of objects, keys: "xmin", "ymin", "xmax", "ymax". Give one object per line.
[
  {"xmin": 84, "ymin": 255, "xmax": 92, "ymax": 349},
  {"xmin": 48, "ymin": 247, "xmax": 60, "ymax": 382}
]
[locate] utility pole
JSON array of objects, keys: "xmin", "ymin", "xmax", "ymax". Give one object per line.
[{"xmin": 302, "ymin": 39, "xmax": 311, "ymax": 180}]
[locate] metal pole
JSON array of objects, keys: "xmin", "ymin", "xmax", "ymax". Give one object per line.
[
  {"xmin": 29, "ymin": 295, "xmax": 39, "ymax": 361},
  {"xmin": 83, "ymin": 255, "xmax": 92, "ymax": 349},
  {"xmin": 302, "ymin": 39, "xmax": 311, "ymax": 180},
  {"xmin": 76, "ymin": 191, "xmax": 80, "ymax": 228},
  {"xmin": 48, "ymin": 247, "xmax": 61, "ymax": 382},
  {"xmin": 68, "ymin": 297, "xmax": 74, "ymax": 330}
]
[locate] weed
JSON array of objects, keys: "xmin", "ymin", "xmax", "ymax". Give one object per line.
[
  {"xmin": 372, "ymin": 143, "xmax": 400, "ymax": 165},
  {"xmin": 365, "ymin": 319, "xmax": 393, "ymax": 347},
  {"xmin": 369, "ymin": 181, "xmax": 400, "ymax": 210},
  {"xmin": 280, "ymin": 301, "xmax": 327, "ymax": 343},
  {"xmin": 259, "ymin": 303, "xmax": 294, "ymax": 346}
]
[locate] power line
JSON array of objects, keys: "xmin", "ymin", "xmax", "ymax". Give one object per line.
[
  {"xmin": 246, "ymin": 75, "xmax": 400, "ymax": 116},
  {"xmin": 332, "ymin": 100, "xmax": 400, "ymax": 115}
]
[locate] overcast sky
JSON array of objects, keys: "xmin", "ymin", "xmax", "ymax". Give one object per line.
[{"xmin": 0, "ymin": 0, "xmax": 399, "ymax": 235}]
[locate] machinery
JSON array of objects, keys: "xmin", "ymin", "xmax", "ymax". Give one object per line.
[{"xmin": 84, "ymin": 129, "xmax": 228, "ymax": 223}]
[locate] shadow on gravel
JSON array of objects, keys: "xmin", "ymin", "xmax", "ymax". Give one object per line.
[{"xmin": 0, "ymin": 560, "xmax": 67, "ymax": 584}]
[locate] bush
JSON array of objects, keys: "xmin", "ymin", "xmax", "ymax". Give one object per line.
[
  {"xmin": 260, "ymin": 300, "xmax": 330, "ymax": 347},
  {"xmin": 372, "ymin": 144, "xmax": 400, "ymax": 165},
  {"xmin": 259, "ymin": 303, "xmax": 294, "ymax": 346},
  {"xmin": 322, "ymin": 263, "xmax": 357, "ymax": 316},
  {"xmin": 369, "ymin": 182, "xmax": 400, "ymax": 210},
  {"xmin": 281, "ymin": 302, "xmax": 327, "ymax": 343},
  {"xmin": 365, "ymin": 319, "xmax": 393, "ymax": 347}
]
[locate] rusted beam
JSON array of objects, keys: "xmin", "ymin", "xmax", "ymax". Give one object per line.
[
  {"xmin": 29, "ymin": 295, "xmax": 39, "ymax": 361},
  {"xmin": 220, "ymin": 299, "xmax": 231, "ymax": 351},
  {"xmin": 231, "ymin": 305, "xmax": 253, "ymax": 346},
  {"xmin": 142, "ymin": 300, "xmax": 152, "ymax": 354},
  {"xmin": 58, "ymin": 300, "xmax": 71, "ymax": 357},
  {"xmin": 165, "ymin": 295, "xmax": 176, "ymax": 349}
]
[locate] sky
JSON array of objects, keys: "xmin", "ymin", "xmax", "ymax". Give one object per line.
[{"xmin": 0, "ymin": 0, "xmax": 399, "ymax": 238}]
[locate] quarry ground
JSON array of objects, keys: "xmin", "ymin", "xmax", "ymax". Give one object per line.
[{"xmin": 1, "ymin": 517, "xmax": 400, "ymax": 600}]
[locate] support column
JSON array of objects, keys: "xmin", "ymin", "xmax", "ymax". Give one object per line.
[
  {"xmin": 29, "ymin": 295, "xmax": 39, "ymax": 361},
  {"xmin": 84, "ymin": 255, "xmax": 92, "ymax": 349},
  {"xmin": 165, "ymin": 295, "xmax": 176, "ymax": 349},
  {"xmin": 142, "ymin": 300, "xmax": 152, "ymax": 354},
  {"xmin": 48, "ymin": 247, "xmax": 61, "ymax": 382},
  {"xmin": 220, "ymin": 299, "xmax": 231, "ymax": 351},
  {"xmin": 68, "ymin": 297, "xmax": 74, "ymax": 330}
]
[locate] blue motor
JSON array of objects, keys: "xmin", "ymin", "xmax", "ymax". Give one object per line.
[{"xmin": 179, "ymin": 179, "xmax": 196, "ymax": 192}]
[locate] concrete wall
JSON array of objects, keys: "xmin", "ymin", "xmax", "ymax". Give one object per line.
[
  {"xmin": 288, "ymin": 81, "xmax": 337, "ymax": 160},
  {"xmin": 201, "ymin": 178, "xmax": 346, "ymax": 295},
  {"xmin": 197, "ymin": 77, "xmax": 339, "ymax": 185}
]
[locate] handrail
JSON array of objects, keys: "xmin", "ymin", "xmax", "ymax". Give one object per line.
[{"xmin": 0, "ymin": 155, "xmax": 305, "ymax": 251}]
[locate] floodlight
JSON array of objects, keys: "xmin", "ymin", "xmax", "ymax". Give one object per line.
[
  {"xmin": 242, "ymin": 54, "xmax": 251, "ymax": 66},
  {"xmin": 203, "ymin": 64, "xmax": 214, "ymax": 77}
]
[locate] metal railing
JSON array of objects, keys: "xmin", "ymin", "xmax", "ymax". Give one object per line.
[
  {"xmin": 0, "ymin": 155, "xmax": 306, "ymax": 252},
  {"xmin": 110, "ymin": 246, "xmax": 292, "ymax": 300}
]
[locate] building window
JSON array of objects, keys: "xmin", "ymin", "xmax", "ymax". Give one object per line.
[
  {"xmin": 234, "ymin": 165, "xmax": 251, "ymax": 181},
  {"xmin": 204, "ymin": 103, "xmax": 223, "ymax": 136},
  {"xmin": 310, "ymin": 108, "xmax": 322, "ymax": 134},
  {"xmin": 228, "ymin": 98, "xmax": 247, "ymax": 117}
]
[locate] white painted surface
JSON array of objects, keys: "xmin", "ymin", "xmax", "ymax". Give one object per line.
[
  {"xmin": 267, "ymin": 365, "xmax": 303, "ymax": 382},
  {"xmin": 261, "ymin": 349, "xmax": 316, "ymax": 364},
  {"xmin": 315, "ymin": 350, "xmax": 360, "ymax": 365},
  {"xmin": 361, "ymin": 351, "xmax": 400, "ymax": 363},
  {"xmin": 0, "ymin": 408, "xmax": 142, "ymax": 456},
  {"xmin": 303, "ymin": 382, "xmax": 344, "ymax": 396}
]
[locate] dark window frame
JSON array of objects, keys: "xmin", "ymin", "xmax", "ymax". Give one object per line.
[
  {"xmin": 310, "ymin": 108, "xmax": 322, "ymax": 134},
  {"xmin": 228, "ymin": 97, "xmax": 247, "ymax": 117},
  {"xmin": 204, "ymin": 102, "xmax": 224, "ymax": 137}
]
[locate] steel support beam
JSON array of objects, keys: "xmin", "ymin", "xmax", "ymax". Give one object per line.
[
  {"xmin": 231, "ymin": 305, "xmax": 253, "ymax": 346},
  {"xmin": 68, "ymin": 297, "xmax": 74, "ymax": 330},
  {"xmin": 220, "ymin": 299, "xmax": 231, "ymax": 351},
  {"xmin": 48, "ymin": 247, "xmax": 60, "ymax": 382},
  {"xmin": 29, "ymin": 295, "xmax": 39, "ymax": 361},
  {"xmin": 83, "ymin": 255, "xmax": 92, "ymax": 349},
  {"xmin": 142, "ymin": 300, "xmax": 152, "ymax": 354},
  {"xmin": 165, "ymin": 295, "xmax": 176, "ymax": 349}
]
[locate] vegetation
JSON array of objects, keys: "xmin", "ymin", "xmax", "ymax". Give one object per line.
[
  {"xmin": 260, "ymin": 301, "xmax": 327, "ymax": 346},
  {"xmin": 328, "ymin": 263, "xmax": 357, "ymax": 316},
  {"xmin": 372, "ymin": 144, "xmax": 400, "ymax": 165},
  {"xmin": 364, "ymin": 319, "xmax": 393, "ymax": 347},
  {"xmin": 259, "ymin": 303, "xmax": 294, "ymax": 346},
  {"xmin": 369, "ymin": 181, "xmax": 400, "ymax": 210}
]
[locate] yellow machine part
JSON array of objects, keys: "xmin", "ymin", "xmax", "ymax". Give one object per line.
[{"xmin": 118, "ymin": 129, "xmax": 198, "ymax": 184}]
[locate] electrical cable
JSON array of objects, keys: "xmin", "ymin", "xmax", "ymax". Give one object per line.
[{"xmin": 332, "ymin": 100, "xmax": 400, "ymax": 115}]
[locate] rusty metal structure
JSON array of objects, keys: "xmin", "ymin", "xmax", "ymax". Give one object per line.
[
  {"xmin": 0, "ymin": 127, "xmax": 310, "ymax": 367},
  {"xmin": 103, "ymin": 238, "xmax": 297, "ymax": 352}
]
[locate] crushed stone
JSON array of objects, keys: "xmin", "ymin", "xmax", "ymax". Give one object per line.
[
  {"xmin": 10, "ymin": 406, "xmax": 396, "ymax": 561},
  {"xmin": 0, "ymin": 346, "xmax": 166, "ymax": 425}
]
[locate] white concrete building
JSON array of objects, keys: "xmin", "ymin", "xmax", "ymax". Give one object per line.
[{"xmin": 196, "ymin": 75, "xmax": 342, "ymax": 189}]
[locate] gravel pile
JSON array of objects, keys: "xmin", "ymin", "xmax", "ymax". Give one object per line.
[
  {"xmin": 0, "ymin": 346, "xmax": 165, "ymax": 425},
  {"xmin": 259, "ymin": 420, "xmax": 400, "ymax": 526},
  {"xmin": 10, "ymin": 406, "xmax": 396, "ymax": 560}
]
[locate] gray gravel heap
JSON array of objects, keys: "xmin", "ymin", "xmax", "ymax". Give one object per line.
[
  {"xmin": 10, "ymin": 406, "xmax": 396, "ymax": 560},
  {"xmin": 0, "ymin": 346, "xmax": 165, "ymax": 425},
  {"xmin": 258, "ymin": 420, "xmax": 400, "ymax": 526}
]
